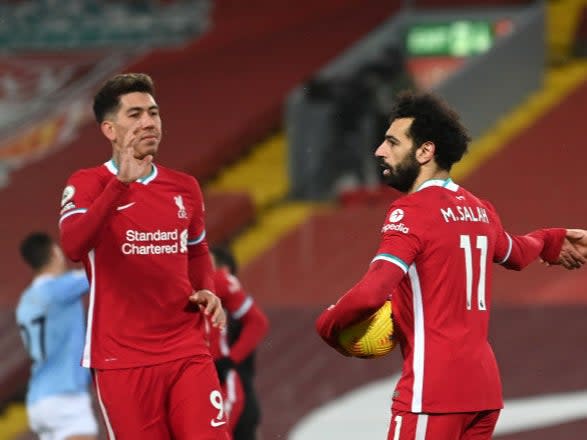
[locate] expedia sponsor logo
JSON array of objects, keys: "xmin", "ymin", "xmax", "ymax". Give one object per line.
[
  {"xmin": 122, "ymin": 229, "xmax": 188, "ymax": 255},
  {"xmin": 381, "ymin": 222, "xmax": 410, "ymax": 234},
  {"xmin": 388, "ymin": 208, "xmax": 404, "ymax": 223}
]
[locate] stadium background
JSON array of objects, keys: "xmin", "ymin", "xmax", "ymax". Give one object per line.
[{"xmin": 0, "ymin": 0, "xmax": 586, "ymax": 438}]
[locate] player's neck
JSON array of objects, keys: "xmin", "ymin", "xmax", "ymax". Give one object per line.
[
  {"xmin": 409, "ymin": 168, "xmax": 450, "ymax": 194},
  {"xmin": 37, "ymin": 262, "xmax": 65, "ymax": 278}
]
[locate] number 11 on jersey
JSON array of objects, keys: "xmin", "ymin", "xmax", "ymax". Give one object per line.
[{"xmin": 460, "ymin": 235, "xmax": 488, "ymax": 311}]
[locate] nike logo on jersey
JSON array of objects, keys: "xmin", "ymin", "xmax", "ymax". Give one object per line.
[
  {"xmin": 117, "ymin": 202, "xmax": 136, "ymax": 211},
  {"xmin": 210, "ymin": 419, "xmax": 226, "ymax": 427}
]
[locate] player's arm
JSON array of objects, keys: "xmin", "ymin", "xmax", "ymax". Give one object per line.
[
  {"xmin": 186, "ymin": 177, "xmax": 215, "ymax": 292},
  {"xmin": 224, "ymin": 297, "xmax": 269, "ymax": 363},
  {"xmin": 316, "ymin": 260, "xmax": 405, "ymax": 350},
  {"xmin": 49, "ymin": 270, "xmax": 90, "ymax": 304},
  {"xmin": 59, "ymin": 171, "xmax": 129, "ymax": 261},
  {"xmin": 214, "ymin": 271, "xmax": 269, "ymax": 363},
  {"xmin": 215, "ymin": 299, "xmax": 269, "ymax": 382},
  {"xmin": 186, "ymin": 178, "xmax": 226, "ymax": 328},
  {"xmin": 316, "ymin": 204, "xmax": 421, "ymax": 350},
  {"xmin": 487, "ymin": 202, "xmax": 568, "ymax": 270},
  {"xmin": 60, "ymin": 125, "xmax": 151, "ymax": 261},
  {"xmin": 495, "ymin": 229, "xmax": 566, "ymax": 270},
  {"xmin": 229, "ymin": 303, "xmax": 269, "ymax": 363}
]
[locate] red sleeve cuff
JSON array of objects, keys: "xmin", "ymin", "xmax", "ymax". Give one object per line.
[{"xmin": 539, "ymin": 228, "xmax": 566, "ymax": 264}]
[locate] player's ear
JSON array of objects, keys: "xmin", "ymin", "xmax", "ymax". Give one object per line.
[
  {"xmin": 100, "ymin": 120, "xmax": 116, "ymax": 142},
  {"xmin": 417, "ymin": 141, "xmax": 435, "ymax": 164}
]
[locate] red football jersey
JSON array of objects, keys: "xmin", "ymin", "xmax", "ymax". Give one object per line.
[
  {"xmin": 59, "ymin": 160, "xmax": 215, "ymax": 369},
  {"xmin": 379, "ymin": 179, "xmax": 506, "ymax": 413},
  {"xmin": 316, "ymin": 178, "xmax": 565, "ymax": 414}
]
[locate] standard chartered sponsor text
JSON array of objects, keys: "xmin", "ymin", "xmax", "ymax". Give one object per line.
[
  {"xmin": 126, "ymin": 229, "xmax": 178, "ymax": 241},
  {"xmin": 123, "ymin": 229, "xmax": 187, "ymax": 255}
]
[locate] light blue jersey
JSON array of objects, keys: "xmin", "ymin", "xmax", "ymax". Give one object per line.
[{"xmin": 15, "ymin": 270, "xmax": 91, "ymax": 405}]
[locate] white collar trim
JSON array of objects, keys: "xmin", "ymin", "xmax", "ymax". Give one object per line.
[
  {"xmin": 416, "ymin": 178, "xmax": 459, "ymax": 192},
  {"xmin": 104, "ymin": 159, "xmax": 158, "ymax": 185}
]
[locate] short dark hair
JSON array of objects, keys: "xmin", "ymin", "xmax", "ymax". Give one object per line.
[
  {"xmin": 211, "ymin": 246, "xmax": 238, "ymax": 275},
  {"xmin": 93, "ymin": 73, "xmax": 155, "ymax": 123},
  {"xmin": 20, "ymin": 232, "xmax": 53, "ymax": 270},
  {"xmin": 389, "ymin": 91, "xmax": 471, "ymax": 170}
]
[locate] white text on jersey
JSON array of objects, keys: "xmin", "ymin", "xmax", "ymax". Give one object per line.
[
  {"xmin": 122, "ymin": 229, "xmax": 188, "ymax": 255},
  {"xmin": 441, "ymin": 206, "xmax": 489, "ymax": 223},
  {"xmin": 381, "ymin": 222, "xmax": 410, "ymax": 234}
]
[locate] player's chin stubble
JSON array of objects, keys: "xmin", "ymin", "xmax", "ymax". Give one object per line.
[{"xmin": 382, "ymin": 155, "xmax": 420, "ymax": 193}]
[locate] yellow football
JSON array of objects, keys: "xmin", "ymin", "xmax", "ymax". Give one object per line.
[{"xmin": 338, "ymin": 300, "xmax": 396, "ymax": 358}]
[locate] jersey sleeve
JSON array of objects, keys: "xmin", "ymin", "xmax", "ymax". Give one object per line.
[
  {"xmin": 59, "ymin": 170, "xmax": 130, "ymax": 262},
  {"xmin": 229, "ymin": 303, "xmax": 269, "ymax": 363},
  {"xmin": 48, "ymin": 270, "xmax": 89, "ymax": 305},
  {"xmin": 372, "ymin": 202, "xmax": 424, "ymax": 274},
  {"xmin": 316, "ymin": 201, "xmax": 424, "ymax": 349},
  {"xmin": 213, "ymin": 269, "xmax": 269, "ymax": 363},
  {"xmin": 214, "ymin": 269, "xmax": 248, "ymax": 313},
  {"xmin": 316, "ymin": 261, "xmax": 405, "ymax": 350},
  {"xmin": 484, "ymin": 201, "xmax": 566, "ymax": 270},
  {"xmin": 187, "ymin": 177, "xmax": 214, "ymax": 292}
]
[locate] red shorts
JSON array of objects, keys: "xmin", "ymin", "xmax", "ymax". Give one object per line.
[
  {"xmin": 93, "ymin": 356, "xmax": 229, "ymax": 440},
  {"xmin": 387, "ymin": 409, "xmax": 500, "ymax": 440},
  {"xmin": 223, "ymin": 369, "xmax": 245, "ymax": 437}
]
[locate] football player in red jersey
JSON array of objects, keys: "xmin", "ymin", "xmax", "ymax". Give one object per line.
[
  {"xmin": 211, "ymin": 247, "xmax": 269, "ymax": 440},
  {"xmin": 59, "ymin": 73, "xmax": 228, "ymax": 439},
  {"xmin": 316, "ymin": 91, "xmax": 587, "ymax": 440}
]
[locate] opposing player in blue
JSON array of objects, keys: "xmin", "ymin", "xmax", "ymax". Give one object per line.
[{"xmin": 16, "ymin": 232, "xmax": 98, "ymax": 440}]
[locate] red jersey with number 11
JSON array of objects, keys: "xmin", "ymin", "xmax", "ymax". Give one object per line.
[{"xmin": 372, "ymin": 179, "xmax": 564, "ymax": 413}]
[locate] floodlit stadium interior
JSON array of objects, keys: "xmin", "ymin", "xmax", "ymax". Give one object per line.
[{"xmin": 1, "ymin": 0, "xmax": 587, "ymax": 439}]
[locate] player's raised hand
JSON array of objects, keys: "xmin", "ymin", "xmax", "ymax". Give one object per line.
[
  {"xmin": 549, "ymin": 229, "xmax": 587, "ymax": 270},
  {"xmin": 189, "ymin": 290, "xmax": 226, "ymax": 328},
  {"xmin": 117, "ymin": 120, "xmax": 153, "ymax": 184}
]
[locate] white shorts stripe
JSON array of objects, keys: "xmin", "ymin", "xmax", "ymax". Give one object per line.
[
  {"xmin": 225, "ymin": 369, "xmax": 237, "ymax": 418},
  {"xmin": 82, "ymin": 250, "xmax": 96, "ymax": 368},
  {"xmin": 415, "ymin": 414, "xmax": 429, "ymax": 440},
  {"xmin": 94, "ymin": 372, "xmax": 116, "ymax": 440}
]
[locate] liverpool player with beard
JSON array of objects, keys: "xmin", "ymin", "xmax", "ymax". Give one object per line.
[
  {"xmin": 59, "ymin": 73, "xmax": 228, "ymax": 439},
  {"xmin": 316, "ymin": 91, "xmax": 587, "ymax": 440}
]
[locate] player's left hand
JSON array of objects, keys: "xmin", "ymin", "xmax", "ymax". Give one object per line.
[
  {"xmin": 189, "ymin": 290, "xmax": 226, "ymax": 328},
  {"xmin": 546, "ymin": 229, "xmax": 587, "ymax": 269}
]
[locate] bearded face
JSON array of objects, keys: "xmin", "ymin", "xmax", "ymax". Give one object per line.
[
  {"xmin": 379, "ymin": 145, "xmax": 421, "ymax": 193},
  {"xmin": 375, "ymin": 117, "xmax": 424, "ymax": 194}
]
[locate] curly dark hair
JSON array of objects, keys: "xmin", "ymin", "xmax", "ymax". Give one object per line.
[
  {"xmin": 389, "ymin": 91, "xmax": 471, "ymax": 170},
  {"xmin": 93, "ymin": 73, "xmax": 155, "ymax": 123}
]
